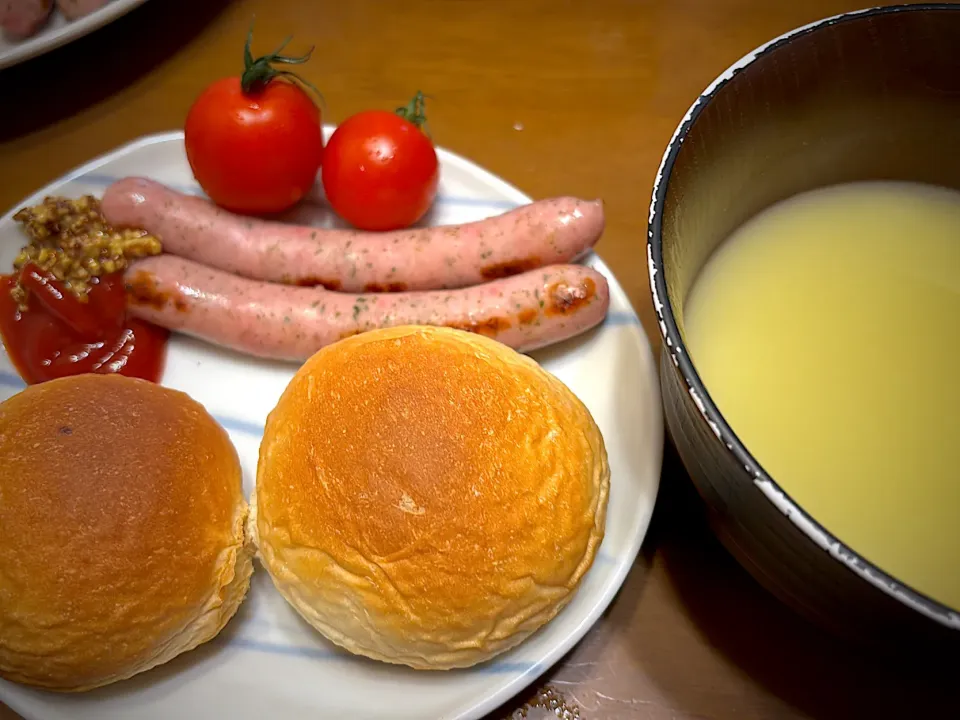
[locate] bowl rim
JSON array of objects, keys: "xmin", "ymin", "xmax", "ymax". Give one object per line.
[{"xmin": 646, "ymin": 2, "xmax": 960, "ymax": 631}]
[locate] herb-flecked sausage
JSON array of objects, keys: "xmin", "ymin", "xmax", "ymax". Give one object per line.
[
  {"xmin": 124, "ymin": 255, "xmax": 610, "ymax": 360},
  {"xmin": 102, "ymin": 177, "xmax": 605, "ymax": 293}
]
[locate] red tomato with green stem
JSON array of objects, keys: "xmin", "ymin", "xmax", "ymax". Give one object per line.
[
  {"xmin": 185, "ymin": 26, "xmax": 325, "ymax": 215},
  {"xmin": 322, "ymin": 92, "xmax": 440, "ymax": 232}
]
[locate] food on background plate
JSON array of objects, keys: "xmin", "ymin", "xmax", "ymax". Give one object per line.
[
  {"xmin": 102, "ymin": 177, "xmax": 605, "ymax": 292},
  {"xmin": 1, "ymin": 0, "xmax": 52, "ymax": 38},
  {"xmin": 251, "ymin": 325, "xmax": 609, "ymax": 669},
  {"xmin": 321, "ymin": 91, "xmax": 440, "ymax": 231},
  {"xmin": 56, "ymin": 0, "xmax": 110, "ymax": 20},
  {"xmin": 0, "ymin": 374, "xmax": 252, "ymax": 691},
  {"xmin": 0, "ymin": 195, "xmax": 168, "ymax": 384},
  {"xmin": 126, "ymin": 254, "xmax": 608, "ymax": 359},
  {"xmin": 184, "ymin": 27, "xmax": 324, "ymax": 215},
  {"xmin": 0, "ymin": 0, "xmax": 109, "ymax": 39}
]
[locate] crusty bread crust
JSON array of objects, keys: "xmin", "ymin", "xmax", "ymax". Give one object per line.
[
  {"xmin": 0, "ymin": 374, "xmax": 252, "ymax": 691},
  {"xmin": 254, "ymin": 325, "xmax": 609, "ymax": 669}
]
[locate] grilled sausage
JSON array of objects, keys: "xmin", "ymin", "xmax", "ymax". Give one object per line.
[
  {"xmin": 102, "ymin": 177, "xmax": 605, "ymax": 293},
  {"xmin": 125, "ymin": 255, "xmax": 610, "ymax": 360}
]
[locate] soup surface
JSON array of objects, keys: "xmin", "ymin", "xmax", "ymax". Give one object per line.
[{"xmin": 684, "ymin": 181, "xmax": 960, "ymax": 612}]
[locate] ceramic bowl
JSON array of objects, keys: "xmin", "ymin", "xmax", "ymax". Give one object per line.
[{"xmin": 647, "ymin": 3, "xmax": 960, "ymax": 652}]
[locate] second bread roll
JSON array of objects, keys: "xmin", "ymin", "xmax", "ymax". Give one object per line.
[{"xmin": 252, "ymin": 325, "xmax": 609, "ymax": 669}]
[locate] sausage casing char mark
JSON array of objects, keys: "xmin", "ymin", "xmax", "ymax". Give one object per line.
[
  {"xmin": 1, "ymin": 0, "xmax": 53, "ymax": 38},
  {"xmin": 101, "ymin": 177, "xmax": 605, "ymax": 293},
  {"xmin": 124, "ymin": 255, "xmax": 610, "ymax": 360}
]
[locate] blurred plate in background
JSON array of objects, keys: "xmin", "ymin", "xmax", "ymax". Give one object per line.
[{"xmin": 0, "ymin": 0, "xmax": 149, "ymax": 71}]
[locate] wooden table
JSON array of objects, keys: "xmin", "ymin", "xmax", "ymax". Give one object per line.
[{"xmin": 2, "ymin": 1, "xmax": 957, "ymax": 718}]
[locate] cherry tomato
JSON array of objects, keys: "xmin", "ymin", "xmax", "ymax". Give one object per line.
[
  {"xmin": 184, "ymin": 28, "xmax": 324, "ymax": 215},
  {"xmin": 322, "ymin": 93, "xmax": 440, "ymax": 232}
]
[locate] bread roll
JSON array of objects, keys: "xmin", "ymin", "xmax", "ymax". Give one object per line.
[
  {"xmin": 253, "ymin": 325, "xmax": 609, "ymax": 669},
  {"xmin": 0, "ymin": 374, "xmax": 252, "ymax": 692}
]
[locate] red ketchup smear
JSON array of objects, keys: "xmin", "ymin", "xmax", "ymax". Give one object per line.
[{"xmin": 0, "ymin": 263, "xmax": 168, "ymax": 385}]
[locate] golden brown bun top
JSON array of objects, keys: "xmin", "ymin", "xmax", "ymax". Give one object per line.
[
  {"xmin": 255, "ymin": 325, "xmax": 608, "ymax": 668},
  {"xmin": 0, "ymin": 374, "xmax": 246, "ymax": 691}
]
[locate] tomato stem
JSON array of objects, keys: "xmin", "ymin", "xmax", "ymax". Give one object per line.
[
  {"xmin": 240, "ymin": 20, "xmax": 325, "ymax": 107},
  {"xmin": 396, "ymin": 91, "xmax": 431, "ymax": 136}
]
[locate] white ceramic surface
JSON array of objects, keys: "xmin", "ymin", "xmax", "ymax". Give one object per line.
[
  {"xmin": 0, "ymin": 0, "xmax": 149, "ymax": 71},
  {"xmin": 0, "ymin": 131, "xmax": 663, "ymax": 720}
]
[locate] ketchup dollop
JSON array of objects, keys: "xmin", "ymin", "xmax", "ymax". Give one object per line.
[{"xmin": 0, "ymin": 263, "xmax": 168, "ymax": 385}]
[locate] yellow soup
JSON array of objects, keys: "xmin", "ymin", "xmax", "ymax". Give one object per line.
[{"xmin": 684, "ymin": 181, "xmax": 960, "ymax": 611}]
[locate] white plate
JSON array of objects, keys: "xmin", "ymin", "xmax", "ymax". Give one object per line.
[
  {"xmin": 0, "ymin": 0, "xmax": 149, "ymax": 71},
  {"xmin": 0, "ymin": 130, "xmax": 663, "ymax": 720}
]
